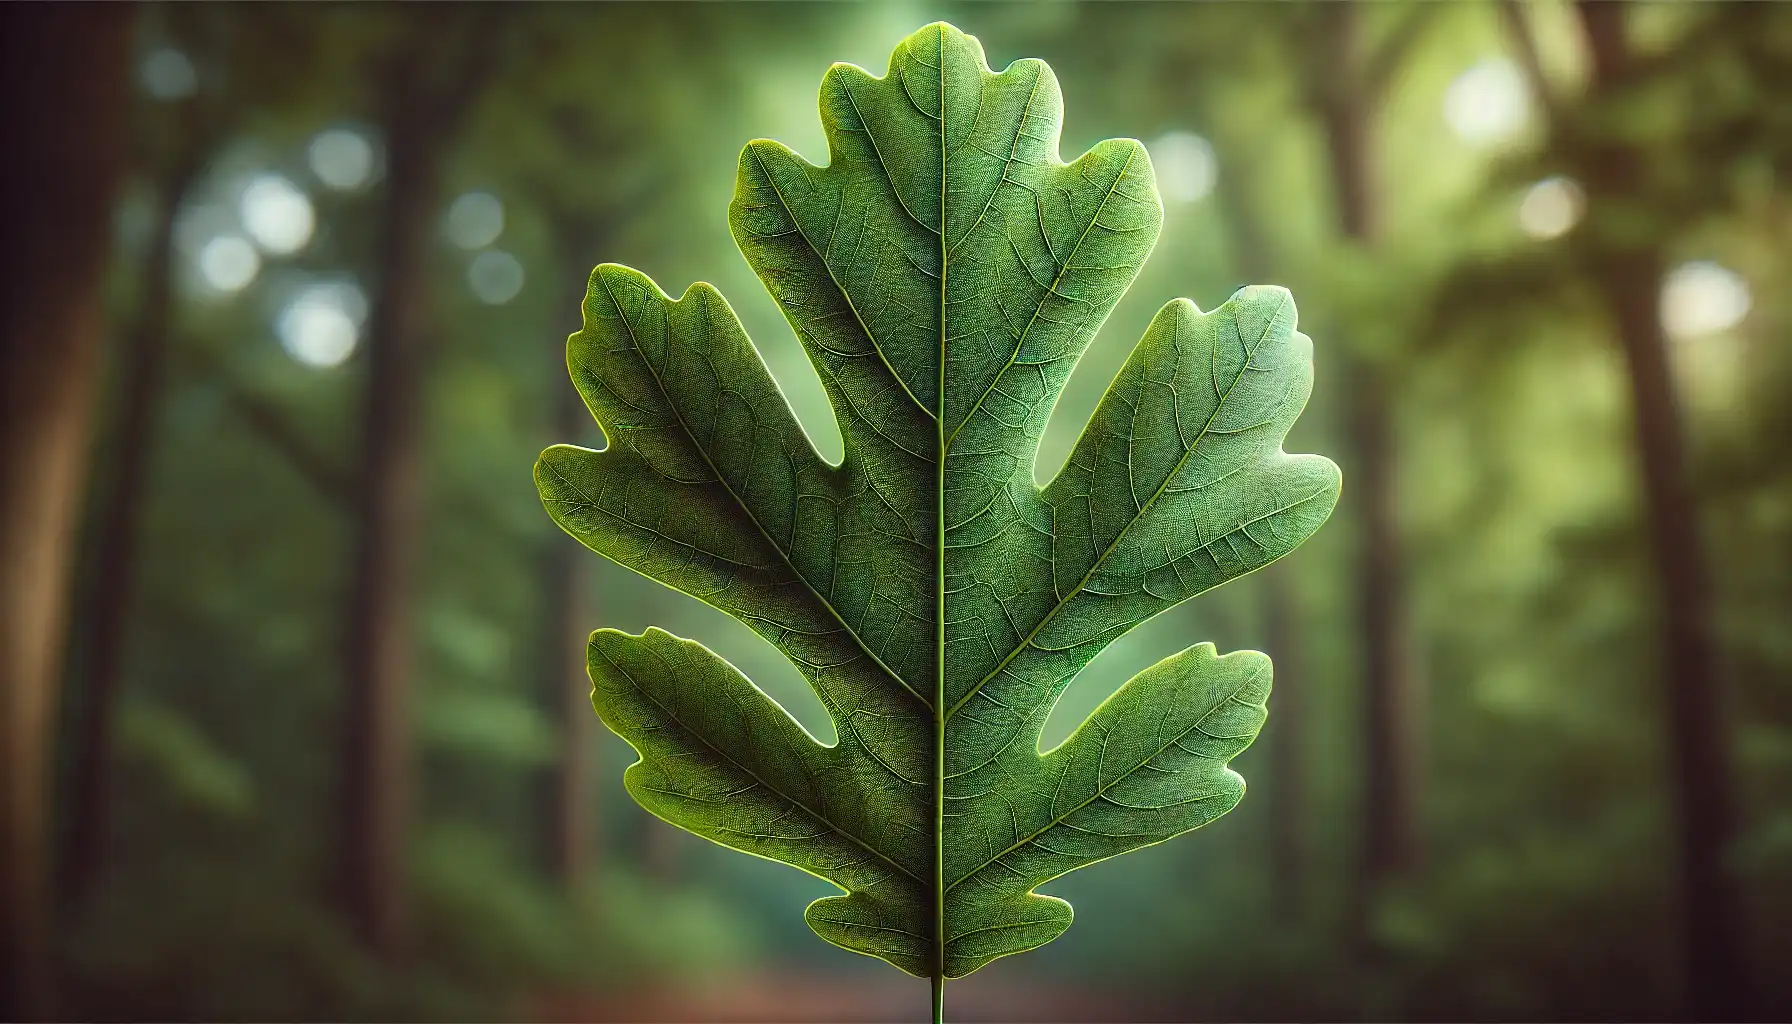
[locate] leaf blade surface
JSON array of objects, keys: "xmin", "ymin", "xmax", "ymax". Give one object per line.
[{"xmin": 535, "ymin": 21, "xmax": 1341, "ymax": 981}]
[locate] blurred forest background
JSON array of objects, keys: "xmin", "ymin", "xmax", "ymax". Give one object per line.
[{"xmin": 3, "ymin": 2, "xmax": 1790, "ymax": 1021}]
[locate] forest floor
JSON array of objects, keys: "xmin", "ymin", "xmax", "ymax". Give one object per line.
[{"xmin": 528, "ymin": 969, "xmax": 1164, "ymax": 1022}]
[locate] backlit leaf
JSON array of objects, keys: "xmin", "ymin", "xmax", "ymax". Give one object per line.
[{"xmin": 535, "ymin": 20, "xmax": 1340, "ymax": 992}]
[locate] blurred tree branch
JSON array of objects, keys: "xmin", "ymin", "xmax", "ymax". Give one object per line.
[
  {"xmin": 204, "ymin": 369, "xmax": 355, "ymax": 510},
  {"xmin": 1495, "ymin": 0, "xmax": 1561, "ymax": 124},
  {"xmin": 1364, "ymin": 4, "xmax": 1443, "ymax": 104}
]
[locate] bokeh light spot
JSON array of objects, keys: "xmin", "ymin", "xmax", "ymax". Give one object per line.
[
  {"xmin": 446, "ymin": 191, "xmax": 505, "ymax": 250},
  {"xmin": 278, "ymin": 282, "xmax": 367, "ymax": 368},
  {"xmin": 308, "ymin": 129, "xmax": 376, "ymax": 191},
  {"xmin": 196, "ymin": 235, "xmax": 260, "ymax": 293},
  {"xmin": 1661, "ymin": 262, "xmax": 1750, "ymax": 340},
  {"xmin": 240, "ymin": 175, "xmax": 315, "ymax": 255},
  {"xmin": 1518, "ymin": 177, "xmax": 1583, "ymax": 239},
  {"xmin": 469, "ymin": 251, "xmax": 525, "ymax": 305},
  {"xmin": 1151, "ymin": 131, "xmax": 1217, "ymax": 204},
  {"xmin": 141, "ymin": 48, "xmax": 198, "ymax": 101},
  {"xmin": 1444, "ymin": 59, "xmax": 1528, "ymax": 147}
]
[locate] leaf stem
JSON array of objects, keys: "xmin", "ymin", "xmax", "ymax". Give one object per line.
[{"xmin": 932, "ymin": 974, "xmax": 945, "ymax": 1024}]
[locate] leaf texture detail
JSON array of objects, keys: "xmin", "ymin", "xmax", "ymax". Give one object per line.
[{"xmin": 535, "ymin": 21, "xmax": 1341, "ymax": 981}]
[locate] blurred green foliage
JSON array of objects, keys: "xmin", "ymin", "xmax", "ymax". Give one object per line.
[{"xmin": 41, "ymin": 2, "xmax": 1792, "ymax": 1020}]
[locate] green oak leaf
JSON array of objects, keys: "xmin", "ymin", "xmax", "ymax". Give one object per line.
[{"xmin": 535, "ymin": 20, "xmax": 1340, "ymax": 995}]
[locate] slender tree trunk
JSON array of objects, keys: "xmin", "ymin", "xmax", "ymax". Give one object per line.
[
  {"xmin": 1261, "ymin": 571, "xmax": 1307, "ymax": 918},
  {"xmin": 338, "ymin": 93, "xmax": 435, "ymax": 959},
  {"xmin": 1595, "ymin": 249, "xmax": 1746, "ymax": 1020},
  {"xmin": 60, "ymin": 151, "xmax": 208, "ymax": 910},
  {"xmin": 0, "ymin": 8, "xmax": 131, "ymax": 1017},
  {"xmin": 539, "ymin": 251, "xmax": 598, "ymax": 886},
  {"xmin": 1312, "ymin": 0, "xmax": 1422, "ymax": 903},
  {"xmin": 337, "ymin": 18, "xmax": 503, "ymax": 957},
  {"xmin": 1574, "ymin": 8, "xmax": 1748, "ymax": 1014},
  {"xmin": 1344, "ymin": 361, "xmax": 1419, "ymax": 885},
  {"xmin": 540, "ymin": 549, "xmax": 592, "ymax": 885}
]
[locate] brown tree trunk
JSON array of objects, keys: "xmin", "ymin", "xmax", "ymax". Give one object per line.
[
  {"xmin": 1574, "ymin": 7, "xmax": 1748, "ymax": 1015},
  {"xmin": 337, "ymin": 17, "xmax": 503, "ymax": 957},
  {"xmin": 1261, "ymin": 571, "xmax": 1307, "ymax": 918},
  {"xmin": 0, "ymin": 7, "xmax": 132, "ymax": 1017},
  {"xmin": 60, "ymin": 148, "xmax": 209, "ymax": 910},
  {"xmin": 337, "ymin": 85, "xmax": 437, "ymax": 960},
  {"xmin": 1343, "ymin": 361, "xmax": 1420, "ymax": 885},
  {"xmin": 1596, "ymin": 249, "xmax": 1747, "ymax": 1020},
  {"xmin": 539, "ymin": 250, "xmax": 598, "ymax": 886},
  {"xmin": 1312, "ymin": 0, "xmax": 1422, "ymax": 907},
  {"xmin": 540, "ymin": 550, "xmax": 592, "ymax": 885}
]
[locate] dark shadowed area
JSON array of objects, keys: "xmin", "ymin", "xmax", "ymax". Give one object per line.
[{"xmin": 2, "ymin": 2, "xmax": 1789, "ymax": 1021}]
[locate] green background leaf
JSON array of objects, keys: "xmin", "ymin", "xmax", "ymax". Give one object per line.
[{"xmin": 536, "ymin": 21, "xmax": 1339, "ymax": 984}]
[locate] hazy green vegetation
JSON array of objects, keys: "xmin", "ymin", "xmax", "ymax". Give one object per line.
[{"xmin": 3, "ymin": 4, "xmax": 1789, "ymax": 1021}]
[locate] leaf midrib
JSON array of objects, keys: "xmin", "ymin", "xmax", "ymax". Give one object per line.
[{"xmin": 933, "ymin": 22, "xmax": 951, "ymax": 995}]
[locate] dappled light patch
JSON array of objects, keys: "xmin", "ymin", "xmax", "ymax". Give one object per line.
[
  {"xmin": 446, "ymin": 190, "xmax": 505, "ymax": 250},
  {"xmin": 308, "ymin": 128, "xmax": 377, "ymax": 191},
  {"xmin": 277, "ymin": 281, "xmax": 366, "ymax": 368},
  {"xmin": 1444, "ymin": 58, "xmax": 1528, "ymax": 148},
  {"xmin": 469, "ymin": 250, "xmax": 524, "ymax": 305},
  {"xmin": 240, "ymin": 174, "xmax": 315, "ymax": 255},
  {"xmin": 196, "ymin": 235, "xmax": 260, "ymax": 294},
  {"xmin": 1518, "ymin": 176, "xmax": 1584, "ymax": 240},
  {"xmin": 1151, "ymin": 130, "xmax": 1217, "ymax": 204}
]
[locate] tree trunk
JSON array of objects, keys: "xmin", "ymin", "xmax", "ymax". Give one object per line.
[
  {"xmin": 1317, "ymin": 7, "xmax": 1419, "ymax": 889},
  {"xmin": 336, "ymin": 17, "xmax": 503, "ymax": 957},
  {"xmin": 1344, "ymin": 360, "xmax": 1420, "ymax": 885},
  {"xmin": 539, "ymin": 549, "xmax": 592, "ymax": 886},
  {"xmin": 0, "ymin": 7, "xmax": 131, "ymax": 1017},
  {"xmin": 336, "ymin": 55, "xmax": 446, "ymax": 961},
  {"xmin": 337, "ymin": 90, "xmax": 435, "ymax": 959},
  {"xmin": 1312, "ymin": 0, "xmax": 1422, "ymax": 904},
  {"xmin": 1574, "ymin": 7, "xmax": 1748, "ymax": 1015},
  {"xmin": 1261, "ymin": 571, "xmax": 1307, "ymax": 918},
  {"xmin": 1596, "ymin": 250, "xmax": 1747, "ymax": 1020},
  {"xmin": 539, "ymin": 252, "xmax": 598, "ymax": 887},
  {"xmin": 60, "ymin": 148, "xmax": 208, "ymax": 910}
]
